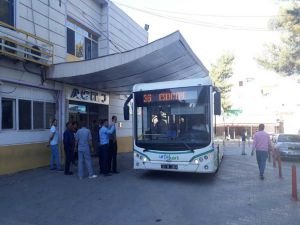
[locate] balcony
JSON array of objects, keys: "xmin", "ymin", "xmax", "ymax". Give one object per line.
[{"xmin": 0, "ymin": 21, "xmax": 53, "ymax": 67}]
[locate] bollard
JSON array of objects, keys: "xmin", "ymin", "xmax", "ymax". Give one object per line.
[
  {"xmin": 277, "ymin": 155, "xmax": 282, "ymax": 178},
  {"xmin": 291, "ymin": 165, "xmax": 298, "ymax": 201}
]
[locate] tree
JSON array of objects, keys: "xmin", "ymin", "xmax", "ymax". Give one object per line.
[
  {"xmin": 256, "ymin": 3, "xmax": 300, "ymax": 76},
  {"xmin": 210, "ymin": 53, "xmax": 235, "ymax": 112}
]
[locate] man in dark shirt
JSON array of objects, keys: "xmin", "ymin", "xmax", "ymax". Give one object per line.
[
  {"xmin": 108, "ymin": 116, "xmax": 119, "ymax": 174},
  {"xmin": 63, "ymin": 122, "xmax": 75, "ymax": 175}
]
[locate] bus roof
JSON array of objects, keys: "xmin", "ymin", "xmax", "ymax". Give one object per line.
[{"xmin": 133, "ymin": 77, "xmax": 212, "ymax": 92}]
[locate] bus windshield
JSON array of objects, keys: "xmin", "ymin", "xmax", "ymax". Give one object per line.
[{"xmin": 134, "ymin": 86, "xmax": 211, "ymax": 151}]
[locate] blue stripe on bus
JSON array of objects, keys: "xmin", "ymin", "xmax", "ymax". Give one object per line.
[
  {"xmin": 189, "ymin": 149, "xmax": 214, "ymax": 162},
  {"xmin": 133, "ymin": 148, "xmax": 215, "ymax": 162}
]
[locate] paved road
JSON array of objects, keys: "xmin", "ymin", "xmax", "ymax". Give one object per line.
[{"xmin": 0, "ymin": 143, "xmax": 300, "ymax": 225}]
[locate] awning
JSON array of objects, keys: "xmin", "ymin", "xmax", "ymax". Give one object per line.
[{"xmin": 49, "ymin": 31, "xmax": 208, "ymax": 94}]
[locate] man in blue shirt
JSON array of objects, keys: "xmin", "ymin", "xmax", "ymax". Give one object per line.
[
  {"xmin": 99, "ymin": 119, "xmax": 115, "ymax": 176},
  {"xmin": 108, "ymin": 116, "xmax": 119, "ymax": 174}
]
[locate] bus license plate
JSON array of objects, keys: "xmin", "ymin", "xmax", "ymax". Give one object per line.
[{"xmin": 161, "ymin": 164, "xmax": 178, "ymax": 169}]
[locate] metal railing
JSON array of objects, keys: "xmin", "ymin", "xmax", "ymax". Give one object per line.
[{"xmin": 0, "ymin": 21, "xmax": 54, "ymax": 66}]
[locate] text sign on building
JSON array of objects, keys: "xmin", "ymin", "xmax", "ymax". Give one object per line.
[{"xmin": 67, "ymin": 87, "xmax": 109, "ymax": 105}]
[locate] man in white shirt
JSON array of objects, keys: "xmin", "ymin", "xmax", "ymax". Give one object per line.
[{"xmin": 48, "ymin": 119, "xmax": 62, "ymax": 171}]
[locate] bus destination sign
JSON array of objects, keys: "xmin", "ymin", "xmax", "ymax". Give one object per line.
[{"xmin": 143, "ymin": 92, "xmax": 185, "ymax": 103}]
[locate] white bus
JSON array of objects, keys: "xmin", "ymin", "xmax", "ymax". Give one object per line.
[{"xmin": 124, "ymin": 78, "xmax": 223, "ymax": 173}]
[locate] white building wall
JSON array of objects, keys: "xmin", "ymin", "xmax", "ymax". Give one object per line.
[
  {"xmin": 107, "ymin": 1, "xmax": 148, "ymax": 54},
  {"xmin": 17, "ymin": 0, "xmax": 67, "ymax": 64},
  {"xmin": 99, "ymin": 3, "xmax": 110, "ymax": 56},
  {"xmin": 15, "ymin": 0, "xmax": 148, "ymax": 62}
]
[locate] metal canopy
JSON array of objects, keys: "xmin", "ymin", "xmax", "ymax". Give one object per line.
[{"xmin": 49, "ymin": 31, "xmax": 208, "ymax": 94}]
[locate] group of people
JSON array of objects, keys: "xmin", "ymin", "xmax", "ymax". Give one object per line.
[{"xmin": 47, "ymin": 116, "xmax": 119, "ymax": 179}]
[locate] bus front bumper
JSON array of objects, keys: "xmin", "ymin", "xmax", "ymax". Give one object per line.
[{"xmin": 134, "ymin": 160, "xmax": 216, "ymax": 173}]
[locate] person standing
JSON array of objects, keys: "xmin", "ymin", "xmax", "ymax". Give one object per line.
[
  {"xmin": 251, "ymin": 124, "xmax": 273, "ymax": 180},
  {"xmin": 72, "ymin": 121, "xmax": 78, "ymax": 166},
  {"xmin": 47, "ymin": 119, "xmax": 62, "ymax": 171},
  {"xmin": 63, "ymin": 122, "xmax": 75, "ymax": 175},
  {"xmin": 75, "ymin": 121, "xmax": 97, "ymax": 179},
  {"xmin": 108, "ymin": 116, "xmax": 119, "ymax": 174},
  {"xmin": 241, "ymin": 129, "xmax": 247, "ymax": 155},
  {"xmin": 99, "ymin": 119, "xmax": 115, "ymax": 176}
]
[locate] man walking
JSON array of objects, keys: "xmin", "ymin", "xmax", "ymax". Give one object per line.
[
  {"xmin": 108, "ymin": 116, "xmax": 119, "ymax": 174},
  {"xmin": 251, "ymin": 124, "xmax": 273, "ymax": 180},
  {"xmin": 63, "ymin": 122, "xmax": 75, "ymax": 175},
  {"xmin": 241, "ymin": 129, "xmax": 246, "ymax": 155},
  {"xmin": 48, "ymin": 119, "xmax": 62, "ymax": 171},
  {"xmin": 75, "ymin": 121, "xmax": 97, "ymax": 179},
  {"xmin": 99, "ymin": 119, "xmax": 115, "ymax": 176}
]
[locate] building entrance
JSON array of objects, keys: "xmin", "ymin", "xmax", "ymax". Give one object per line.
[{"xmin": 68, "ymin": 100, "xmax": 108, "ymax": 129}]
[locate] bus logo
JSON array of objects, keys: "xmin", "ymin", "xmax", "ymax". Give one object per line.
[{"xmin": 159, "ymin": 154, "xmax": 179, "ymax": 161}]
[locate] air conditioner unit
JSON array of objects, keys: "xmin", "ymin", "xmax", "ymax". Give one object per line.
[
  {"xmin": 25, "ymin": 44, "xmax": 50, "ymax": 65},
  {"xmin": 0, "ymin": 38, "xmax": 17, "ymax": 54},
  {"xmin": 0, "ymin": 37, "xmax": 26, "ymax": 61}
]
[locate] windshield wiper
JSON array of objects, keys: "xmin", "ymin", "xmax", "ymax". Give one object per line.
[{"xmin": 183, "ymin": 143, "xmax": 194, "ymax": 153}]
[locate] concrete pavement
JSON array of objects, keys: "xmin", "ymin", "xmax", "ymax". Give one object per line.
[{"xmin": 0, "ymin": 143, "xmax": 299, "ymax": 225}]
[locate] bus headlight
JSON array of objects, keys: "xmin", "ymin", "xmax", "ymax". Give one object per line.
[
  {"xmin": 204, "ymin": 155, "xmax": 208, "ymax": 160},
  {"xmin": 135, "ymin": 153, "xmax": 140, "ymax": 158},
  {"xmin": 139, "ymin": 156, "xmax": 148, "ymax": 162},
  {"xmin": 199, "ymin": 157, "xmax": 203, "ymax": 162},
  {"xmin": 194, "ymin": 159, "xmax": 199, "ymax": 164}
]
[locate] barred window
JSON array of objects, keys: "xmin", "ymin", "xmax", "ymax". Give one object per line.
[
  {"xmin": 1, "ymin": 98, "xmax": 15, "ymax": 129},
  {"xmin": 19, "ymin": 99, "xmax": 32, "ymax": 130},
  {"xmin": 33, "ymin": 101, "xmax": 44, "ymax": 129},
  {"xmin": 46, "ymin": 102, "xmax": 56, "ymax": 129}
]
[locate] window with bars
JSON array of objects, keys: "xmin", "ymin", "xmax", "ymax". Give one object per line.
[{"xmin": 0, "ymin": 98, "xmax": 56, "ymax": 130}]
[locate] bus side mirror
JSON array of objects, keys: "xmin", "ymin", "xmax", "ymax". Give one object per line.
[
  {"xmin": 124, "ymin": 105, "xmax": 130, "ymax": 120},
  {"xmin": 123, "ymin": 94, "xmax": 132, "ymax": 121},
  {"xmin": 214, "ymin": 91, "xmax": 221, "ymax": 115}
]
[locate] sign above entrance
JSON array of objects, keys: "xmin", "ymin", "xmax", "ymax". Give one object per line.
[{"xmin": 67, "ymin": 87, "xmax": 109, "ymax": 105}]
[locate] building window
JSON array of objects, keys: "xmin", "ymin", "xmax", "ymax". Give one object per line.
[
  {"xmin": 0, "ymin": 0, "xmax": 15, "ymax": 26},
  {"xmin": 19, "ymin": 99, "xmax": 32, "ymax": 130},
  {"xmin": 1, "ymin": 98, "xmax": 15, "ymax": 129},
  {"xmin": 66, "ymin": 19, "xmax": 99, "ymax": 60},
  {"xmin": 46, "ymin": 102, "xmax": 56, "ymax": 129},
  {"xmin": 33, "ymin": 101, "xmax": 44, "ymax": 129}
]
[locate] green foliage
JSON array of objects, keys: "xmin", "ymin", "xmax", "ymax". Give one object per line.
[
  {"xmin": 257, "ymin": 3, "xmax": 300, "ymax": 75},
  {"xmin": 210, "ymin": 54, "xmax": 235, "ymax": 112}
]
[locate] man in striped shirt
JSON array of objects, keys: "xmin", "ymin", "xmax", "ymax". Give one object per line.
[{"xmin": 251, "ymin": 124, "xmax": 273, "ymax": 180}]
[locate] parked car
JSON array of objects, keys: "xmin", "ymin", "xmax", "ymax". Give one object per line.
[{"xmin": 274, "ymin": 134, "xmax": 300, "ymax": 159}]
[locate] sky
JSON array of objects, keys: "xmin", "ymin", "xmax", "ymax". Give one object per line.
[{"xmin": 112, "ymin": 0, "xmax": 282, "ymax": 78}]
